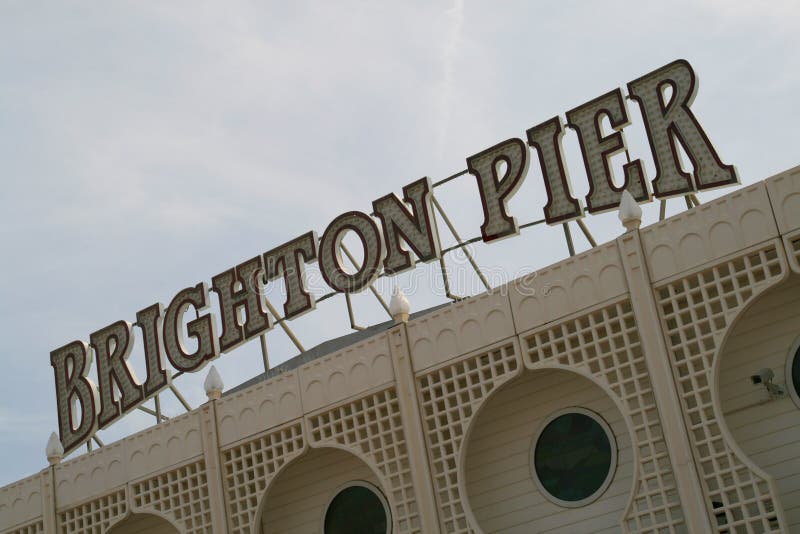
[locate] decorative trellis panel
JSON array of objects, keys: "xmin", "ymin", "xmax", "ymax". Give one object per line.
[
  {"xmin": 783, "ymin": 231, "xmax": 800, "ymax": 274},
  {"xmin": 57, "ymin": 489, "xmax": 126, "ymax": 534},
  {"xmin": 522, "ymin": 298, "xmax": 686, "ymax": 532},
  {"xmin": 130, "ymin": 459, "xmax": 212, "ymax": 534},
  {"xmin": 306, "ymin": 387, "xmax": 419, "ymax": 533},
  {"xmin": 2, "ymin": 520, "xmax": 43, "ymax": 534},
  {"xmin": 220, "ymin": 421, "xmax": 305, "ymax": 534},
  {"xmin": 415, "ymin": 340, "xmax": 520, "ymax": 534},
  {"xmin": 655, "ymin": 243, "xmax": 786, "ymax": 532}
]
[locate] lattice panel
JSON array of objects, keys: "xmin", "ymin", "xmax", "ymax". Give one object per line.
[
  {"xmin": 416, "ymin": 342, "xmax": 519, "ymax": 534},
  {"xmin": 307, "ymin": 388, "xmax": 419, "ymax": 533},
  {"xmin": 789, "ymin": 236, "xmax": 800, "ymax": 255},
  {"xmin": 2, "ymin": 520, "xmax": 43, "ymax": 534},
  {"xmin": 221, "ymin": 421, "xmax": 304, "ymax": 534},
  {"xmin": 788, "ymin": 235, "xmax": 800, "ymax": 271},
  {"xmin": 131, "ymin": 460, "xmax": 212, "ymax": 534},
  {"xmin": 58, "ymin": 489, "xmax": 126, "ymax": 534},
  {"xmin": 656, "ymin": 245, "xmax": 785, "ymax": 532},
  {"xmin": 524, "ymin": 299, "xmax": 686, "ymax": 532}
]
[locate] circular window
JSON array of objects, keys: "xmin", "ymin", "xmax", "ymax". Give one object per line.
[
  {"xmin": 324, "ymin": 481, "xmax": 390, "ymax": 534},
  {"xmin": 786, "ymin": 340, "xmax": 800, "ymax": 408},
  {"xmin": 532, "ymin": 408, "xmax": 617, "ymax": 508}
]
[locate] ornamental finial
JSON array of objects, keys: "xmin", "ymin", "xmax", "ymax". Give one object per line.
[
  {"xmin": 389, "ymin": 286, "xmax": 410, "ymax": 323},
  {"xmin": 46, "ymin": 432, "xmax": 64, "ymax": 465},
  {"xmin": 618, "ymin": 189, "xmax": 642, "ymax": 231},
  {"xmin": 204, "ymin": 365, "xmax": 224, "ymax": 400}
]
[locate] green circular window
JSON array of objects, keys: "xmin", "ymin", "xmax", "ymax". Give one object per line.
[
  {"xmin": 532, "ymin": 408, "xmax": 617, "ymax": 507},
  {"xmin": 324, "ymin": 482, "xmax": 390, "ymax": 534},
  {"xmin": 792, "ymin": 350, "xmax": 800, "ymax": 396},
  {"xmin": 787, "ymin": 342, "xmax": 800, "ymax": 408}
]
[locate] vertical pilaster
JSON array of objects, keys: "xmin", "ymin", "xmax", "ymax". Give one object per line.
[
  {"xmin": 617, "ymin": 230, "xmax": 712, "ymax": 533},
  {"xmin": 199, "ymin": 400, "xmax": 231, "ymax": 534},
  {"xmin": 41, "ymin": 468, "xmax": 58, "ymax": 534},
  {"xmin": 387, "ymin": 323, "xmax": 440, "ymax": 533}
]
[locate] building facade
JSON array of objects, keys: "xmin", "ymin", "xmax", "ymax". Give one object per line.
[{"xmin": 3, "ymin": 165, "xmax": 800, "ymax": 533}]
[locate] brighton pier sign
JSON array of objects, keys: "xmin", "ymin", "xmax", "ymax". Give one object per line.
[{"xmin": 51, "ymin": 59, "xmax": 738, "ymax": 454}]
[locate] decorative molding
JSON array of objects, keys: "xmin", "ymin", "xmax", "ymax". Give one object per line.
[
  {"xmin": 0, "ymin": 474, "xmax": 42, "ymax": 534},
  {"xmin": 53, "ymin": 411, "xmax": 203, "ymax": 509},
  {"xmin": 298, "ymin": 333, "xmax": 394, "ymax": 413},
  {"xmin": 508, "ymin": 241, "xmax": 627, "ymax": 333},
  {"xmin": 641, "ymin": 182, "xmax": 778, "ymax": 282},
  {"xmin": 407, "ymin": 291, "xmax": 515, "ymax": 373},
  {"xmin": 215, "ymin": 372, "xmax": 302, "ymax": 448},
  {"xmin": 764, "ymin": 164, "xmax": 800, "ymax": 235}
]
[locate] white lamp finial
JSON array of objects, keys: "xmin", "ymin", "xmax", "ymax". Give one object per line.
[
  {"xmin": 389, "ymin": 286, "xmax": 410, "ymax": 323},
  {"xmin": 204, "ymin": 365, "xmax": 224, "ymax": 400},
  {"xmin": 618, "ymin": 189, "xmax": 642, "ymax": 231},
  {"xmin": 46, "ymin": 432, "xmax": 64, "ymax": 465}
]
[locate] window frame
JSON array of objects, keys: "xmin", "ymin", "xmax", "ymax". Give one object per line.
[
  {"xmin": 530, "ymin": 407, "xmax": 618, "ymax": 508},
  {"xmin": 321, "ymin": 480, "xmax": 391, "ymax": 534},
  {"xmin": 786, "ymin": 337, "xmax": 800, "ymax": 409}
]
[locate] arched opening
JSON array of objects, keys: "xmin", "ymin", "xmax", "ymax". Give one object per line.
[
  {"xmin": 463, "ymin": 368, "xmax": 633, "ymax": 533},
  {"xmin": 106, "ymin": 512, "xmax": 179, "ymax": 534},
  {"xmin": 258, "ymin": 446, "xmax": 391, "ymax": 534},
  {"xmin": 717, "ymin": 273, "xmax": 800, "ymax": 529}
]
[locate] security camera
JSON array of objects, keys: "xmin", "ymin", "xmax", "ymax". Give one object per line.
[
  {"xmin": 751, "ymin": 368, "xmax": 786, "ymax": 398},
  {"xmin": 750, "ymin": 368, "xmax": 774, "ymax": 385}
]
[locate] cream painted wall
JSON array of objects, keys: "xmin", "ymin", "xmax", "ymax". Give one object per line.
[
  {"xmin": 463, "ymin": 368, "xmax": 633, "ymax": 534},
  {"xmin": 107, "ymin": 514, "xmax": 179, "ymax": 534},
  {"xmin": 259, "ymin": 447, "xmax": 387, "ymax": 534},
  {"xmin": 719, "ymin": 274, "xmax": 800, "ymax": 530}
]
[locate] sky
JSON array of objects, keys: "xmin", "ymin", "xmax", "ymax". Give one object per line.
[{"xmin": 1, "ymin": 1, "xmax": 799, "ymax": 486}]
